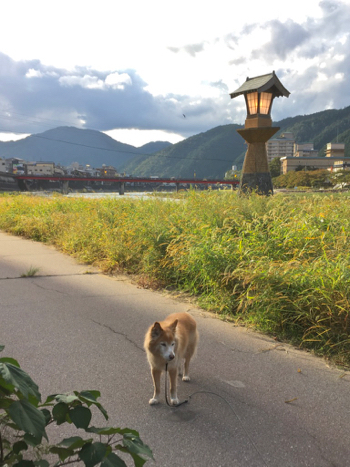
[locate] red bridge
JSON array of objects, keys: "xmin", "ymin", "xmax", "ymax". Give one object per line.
[{"xmin": 10, "ymin": 174, "xmax": 239, "ymax": 194}]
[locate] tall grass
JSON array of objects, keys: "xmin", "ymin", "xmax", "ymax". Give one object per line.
[{"xmin": 1, "ymin": 191, "xmax": 349, "ymax": 365}]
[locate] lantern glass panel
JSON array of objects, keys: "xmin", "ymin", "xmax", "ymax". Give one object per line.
[
  {"xmin": 259, "ymin": 92, "xmax": 273, "ymax": 114},
  {"xmin": 246, "ymin": 92, "xmax": 258, "ymax": 115}
]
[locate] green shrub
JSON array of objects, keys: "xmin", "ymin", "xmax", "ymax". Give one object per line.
[{"xmin": 0, "ymin": 345, "xmax": 153, "ymax": 466}]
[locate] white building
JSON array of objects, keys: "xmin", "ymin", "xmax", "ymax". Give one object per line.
[
  {"xmin": 26, "ymin": 162, "xmax": 55, "ymax": 175},
  {"xmin": 294, "ymin": 142, "xmax": 319, "ymax": 158},
  {"xmin": 280, "ymin": 141, "xmax": 349, "ymax": 174},
  {"xmin": 325, "ymin": 143, "xmax": 345, "ymax": 158},
  {"xmin": 266, "ymin": 132, "xmax": 295, "ymax": 163}
]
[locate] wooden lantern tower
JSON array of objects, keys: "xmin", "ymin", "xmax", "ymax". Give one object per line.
[{"xmin": 230, "ymin": 71, "xmax": 290, "ymax": 195}]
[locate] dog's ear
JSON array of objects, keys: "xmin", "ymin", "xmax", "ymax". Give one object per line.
[
  {"xmin": 169, "ymin": 319, "xmax": 178, "ymax": 333},
  {"xmin": 151, "ymin": 322, "xmax": 162, "ymax": 339}
]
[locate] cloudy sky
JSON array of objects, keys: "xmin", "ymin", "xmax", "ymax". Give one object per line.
[{"xmin": 0, "ymin": 0, "xmax": 349, "ymax": 146}]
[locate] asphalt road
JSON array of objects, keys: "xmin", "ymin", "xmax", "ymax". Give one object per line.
[{"xmin": 1, "ymin": 231, "xmax": 350, "ymax": 467}]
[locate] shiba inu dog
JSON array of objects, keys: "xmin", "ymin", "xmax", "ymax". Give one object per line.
[{"xmin": 144, "ymin": 312, "xmax": 198, "ymax": 406}]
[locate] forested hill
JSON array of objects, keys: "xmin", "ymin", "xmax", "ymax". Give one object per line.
[
  {"xmin": 0, "ymin": 127, "xmax": 172, "ymax": 169},
  {"xmin": 121, "ymin": 106, "xmax": 350, "ymax": 179},
  {"xmin": 120, "ymin": 124, "xmax": 246, "ymax": 180},
  {"xmin": 275, "ymin": 106, "xmax": 350, "ymax": 155},
  {"xmin": 1, "ymin": 106, "xmax": 349, "ymax": 179}
]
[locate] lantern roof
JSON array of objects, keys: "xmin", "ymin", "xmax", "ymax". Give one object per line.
[{"xmin": 230, "ymin": 71, "xmax": 290, "ymax": 99}]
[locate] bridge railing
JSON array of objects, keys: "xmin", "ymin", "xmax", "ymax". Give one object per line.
[{"xmin": 5, "ymin": 173, "xmax": 239, "ymax": 194}]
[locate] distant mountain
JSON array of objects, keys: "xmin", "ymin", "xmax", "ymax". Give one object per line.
[
  {"xmin": 1, "ymin": 105, "xmax": 349, "ymax": 179},
  {"xmin": 139, "ymin": 141, "xmax": 173, "ymax": 154},
  {"xmin": 273, "ymin": 106, "xmax": 350, "ymax": 155},
  {"xmin": 0, "ymin": 127, "xmax": 172, "ymax": 169},
  {"xmin": 121, "ymin": 106, "xmax": 350, "ymax": 179},
  {"xmin": 120, "ymin": 124, "xmax": 247, "ymax": 180}
]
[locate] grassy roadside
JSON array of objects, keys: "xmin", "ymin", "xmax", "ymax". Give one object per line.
[{"xmin": 1, "ymin": 191, "xmax": 350, "ymax": 366}]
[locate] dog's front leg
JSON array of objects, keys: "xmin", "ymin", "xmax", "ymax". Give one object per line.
[
  {"xmin": 149, "ymin": 368, "xmax": 161, "ymax": 405},
  {"xmin": 168, "ymin": 367, "xmax": 179, "ymax": 405}
]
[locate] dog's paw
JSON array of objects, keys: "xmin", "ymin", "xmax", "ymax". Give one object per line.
[
  {"xmin": 170, "ymin": 397, "xmax": 180, "ymax": 406},
  {"xmin": 182, "ymin": 375, "xmax": 190, "ymax": 382},
  {"xmin": 149, "ymin": 397, "xmax": 159, "ymax": 405}
]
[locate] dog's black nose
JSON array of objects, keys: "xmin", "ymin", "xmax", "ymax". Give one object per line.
[{"xmin": 169, "ymin": 354, "xmax": 175, "ymax": 360}]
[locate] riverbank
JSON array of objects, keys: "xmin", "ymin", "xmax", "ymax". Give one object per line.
[{"xmin": 0, "ymin": 190, "xmax": 349, "ymax": 366}]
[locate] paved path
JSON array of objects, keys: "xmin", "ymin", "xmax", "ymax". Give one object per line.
[{"xmin": 1, "ymin": 231, "xmax": 349, "ymax": 467}]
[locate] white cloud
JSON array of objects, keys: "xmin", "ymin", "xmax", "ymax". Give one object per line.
[
  {"xmin": 26, "ymin": 68, "xmax": 43, "ymax": 78},
  {"xmin": 103, "ymin": 128, "xmax": 185, "ymax": 147},
  {"xmin": 59, "ymin": 74, "xmax": 105, "ymax": 89},
  {"xmin": 0, "ymin": 132, "xmax": 30, "ymax": 141},
  {"xmin": 58, "ymin": 72, "xmax": 132, "ymax": 91},
  {"xmin": 105, "ymin": 72, "xmax": 132, "ymax": 89},
  {"xmin": 0, "ymin": 0, "xmax": 349, "ymax": 144}
]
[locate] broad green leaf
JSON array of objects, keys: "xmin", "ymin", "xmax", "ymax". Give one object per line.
[
  {"xmin": 43, "ymin": 394, "xmax": 58, "ymax": 404},
  {"xmin": 95, "ymin": 403, "xmax": 108, "ymax": 421},
  {"xmin": 8, "ymin": 399, "xmax": 47, "ymax": 441},
  {"xmin": 115, "ymin": 446, "xmax": 148, "ymax": 467},
  {"xmin": 54, "ymin": 394, "xmax": 79, "ymax": 404},
  {"xmin": 12, "ymin": 460, "xmax": 35, "ymax": 466},
  {"xmin": 27, "ymin": 393, "xmax": 41, "ymax": 408},
  {"xmin": 127, "ymin": 453, "xmax": 147, "ymax": 467},
  {"xmin": 0, "ymin": 378, "xmax": 13, "ymax": 394},
  {"xmin": 52, "ymin": 402, "xmax": 69, "ymax": 425},
  {"xmin": 24, "ymin": 432, "xmax": 43, "ymax": 447},
  {"xmin": 69, "ymin": 405, "xmax": 92, "ymax": 429},
  {"xmin": 58, "ymin": 436, "xmax": 89, "ymax": 450},
  {"xmin": 79, "ymin": 442, "xmax": 107, "ymax": 467},
  {"xmin": 0, "ymin": 357, "xmax": 20, "ymax": 367},
  {"xmin": 34, "ymin": 461, "xmax": 50, "ymax": 467},
  {"xmin": 87, "ymin": 426, "xmax": 125, "ymax": 436},
  {"xmin": 75, "ymin": 391, "xmax": 108, "ymax": 420},
  {"xmin": 49, "ymin": 446, "xmax": 74, "ymax": 462},
  {"xmin": 101, "ymin": 452, "xmax": 128, "ymax": 467},
  {"xmin": 0, "ymin": 397, "xmax": 13, "ymax": 409},
  {"xmin": 118, "ymin": 428, "xmax": 140, "ymax": 437},
  {"xmin": 123, "ymin": 433, "xmax": 153, "ymax": 465},
  {"xmin": 76, "ymin": 390, "xmax": 101, "ymax": 402},
  {"xmin": 0, "ymin": 362, "xmax": 41, "ymax": 401},
  {"xmin": 40, "ymin": 408, "xmax": 51, "ymax": 425},
  {"xmin": 13, "ymin": 440, "xmax": 28, "ymax": 454}
]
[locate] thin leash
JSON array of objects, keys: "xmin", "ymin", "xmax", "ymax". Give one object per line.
[
  {"xmin": 164, "ymin": 364, "xmax": 268, "ymax": 467},
  {"xmin": 165, "ymin": 363, "xmax": 188, "ymax": 407}
]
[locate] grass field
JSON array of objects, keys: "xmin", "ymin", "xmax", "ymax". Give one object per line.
[{"xmin": 1, "ymin": 190, "xmax": 349, "ymax": 366}]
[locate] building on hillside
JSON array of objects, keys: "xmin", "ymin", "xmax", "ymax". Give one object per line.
[
  {"xmin": 266, "ymin": 132, "xmax": 295, "ymax": 163},
  {"xmin": 294, "ymin": 142, "xmax": 319, "ymax": 158},
  {"xmin": 84, "ymin": 165, "xmax": 97, "ymax": 176},
  {"xmin": 54, "ymin": 165, "xmax": 65, "ymax": 175},
  {"xmin": 26, "ymin": 161, "xmax": 55, "ymax": 175},
  {"xmin": 66, "ymin": 162, "xmax": 84, "ymax": 175},
  {"xmin": 325, "ymin": 143, "xmax": 345, "ymax": 158},
  {"xmin": 281, "ymin": 156, "xmax": 344, "ymax": 174},
  {"xmin": 97, "ymin": 165, "xmax": 118, "ymax": 177},
  {"xmin": 0, "ymin": 158, "xmax": 6, "ymax": 172},
  {"xmin": 280, "ymin": 141, "xmax": 349, "ymax": 174}
]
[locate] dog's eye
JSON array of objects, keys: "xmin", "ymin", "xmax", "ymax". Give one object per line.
[
  {"xmin": 160, "ymin": 343, "xmax": 166, "ymax": 347},
  {"xmin": 171, "ymin": 342, "xmax": 175, "ymax": 347}
]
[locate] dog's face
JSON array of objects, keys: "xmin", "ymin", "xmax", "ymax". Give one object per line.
[{"xmin": 149, "ymin": 320, "xmax": 178, "ymax": 362}]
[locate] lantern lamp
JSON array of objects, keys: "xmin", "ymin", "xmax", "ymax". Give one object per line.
[
  {"xmin": 230, "ymin": 71, "xmax": 289, "ymax": 129},
  {"xmin": 230, "ymin": 71, "xmax": 290, "ymax": 194}
]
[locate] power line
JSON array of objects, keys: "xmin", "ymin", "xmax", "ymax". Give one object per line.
[{"xmin": 0, "ymin": 127, "xmax": 237, "ymax": 163}]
